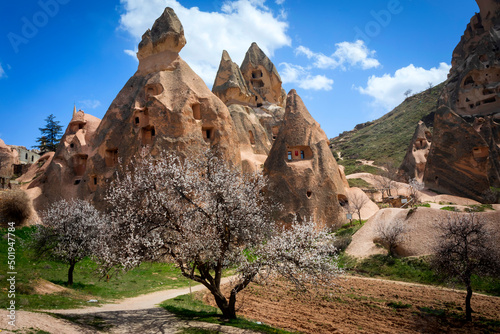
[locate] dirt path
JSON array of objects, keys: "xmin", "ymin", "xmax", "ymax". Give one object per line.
[{"xmin": 0, "ymin": 276, "xmax": 257, "ymax": 334}]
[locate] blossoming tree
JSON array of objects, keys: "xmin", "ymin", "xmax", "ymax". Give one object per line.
[{"xmin": 98, "ymin": 148, "xmax": 342, "ymax": 319}]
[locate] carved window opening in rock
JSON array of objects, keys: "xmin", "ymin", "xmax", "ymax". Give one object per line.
[
  {"xmin": 272, "ymin": 126, "xmax": 279, "ymax": 140},
  {"xmin": 144, "ymin": 83, "xmax": 163, "ymax": 100},
  {"xmin": 141, "ymin": 126, "xmax": 155, "ymax": 146},
  {"xmin": 105, "ymin": 149, "xmax": 118, "ymax": 167},
  {"xmin": 338, "ymin": 194, "xmax": 348, "ymax": 207},
  {"xmin": 466, "ymin": 97, "xmax": 471, "ymax": 102},
  {"xmin": 135, "ymin": 117, "xmax": 140, "ymax": 124},
  {"xmin": 202, "ymin": 127, "xmax": 214, "ymax": 142},
  {"xmin": 287, "ymin": 151, "xmax": 292, "ymax": 161},
  {"xmin": 415, "ymin": 138, "xmax": 427, "ymax": 150},
  {"xmin": 73, "ymin": 154, "xmax": 88, "ymax": 176},
  {"xmin": 472, "ymin": 146, "xmax": 489, "ymax": 161},
  {"xmin": 25, "ymin": 153, "xmax": 28, "ymax": 159},
  {"xmin": 31, "ymin": 156, "xmax": 34, "ymax": 162},
  {"xmin": 69, "ymin": 121, "xmax": 85, "ymax": 134},
  {"xmin": 484, "ymin": 97, "xmax": 496, "ymax": 104},
  {"xmin": 70, "ymin": 143, "xmax": 75, "ymax": 149},
  {"xmin": 287, "ymin": 146, "xmax": 313, "ymax": 161},
  {"xmin": 89, "ymin": 174, "xmax": 98, "ymax": 192},
  {"xmin": 483, "ymin": 88, "xmax": 494, "ymax": 95},
  {"xmin": 252, "ymin": 79, "xmax": 264, "ymax": 88},
  {"xmin": 306, "ymin": 191, "xmax": 312, "ymax": 198},
  {"xmin": 249, "ymin": 131, "xmax": 255, "ymax": 145},
  {"xmin": 192, "ymin": 103, "xmax": 201, "ymax": 120},
  {"xmin": 463, "ymin": 76, "xmax": 475, "ymax": 87},
  {"xmin": 252, "ymin": 70, "xmax": 263, "ymax": 79},
  {"xmin": 74, "ymin": 179, "xmax": 81, "ymax": 185},
  {"xmin": 257, "ymin": 103, "xmax": 263, "ymax": 108}
]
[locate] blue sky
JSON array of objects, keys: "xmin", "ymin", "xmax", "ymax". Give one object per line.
[{"xmin": 0, "ymin": 0, "xmax": 478, "ymax": 149}]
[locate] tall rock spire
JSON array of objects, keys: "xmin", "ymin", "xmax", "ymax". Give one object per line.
[
  {"xmin": 240, "ymin": 42, "xmax": 286, "ymax": 107},
  {"xmin": 264, "ymin": 90, "xmax": 347, "ymax": 228},
  {"xmin": 212, "ymin": 50, "xmax": 253, "ymax": 106}
]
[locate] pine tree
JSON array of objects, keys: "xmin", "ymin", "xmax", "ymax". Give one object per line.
[{"xmin": 34, "ymin": 114, "xmax": 63, "ymax": 154}]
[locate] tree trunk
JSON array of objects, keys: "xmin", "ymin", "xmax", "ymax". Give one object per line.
[
  {"xmin": 212, "ymin": 290, "xmax": 237, "ymax": 319},
  {"xmin": 465, "ymin": 284, "xmax": 473, "ymax": 322},
  {"xmin": 68, "ymin": 260, "xmax": 76, "ymax": 286}
]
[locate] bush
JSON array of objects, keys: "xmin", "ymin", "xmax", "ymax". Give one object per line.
[
  {"xmin": 333, "ymin": 235, "xmax": 352, "ymax": 252},
  {"xmin": 0, "ymin": 190, "xmax": 32, "ymax": 227}
]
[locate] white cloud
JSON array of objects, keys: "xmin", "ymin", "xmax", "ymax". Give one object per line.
[
  {"xmin": 124, "ymin": 49, "xmax": 138, "ymax": 61},
  {"xmin": 275, "ymin": 0, "xmax": 285, "ymax": 4},
  {"xmin": 357, "ymin": 62, "xmax": 451, "ymax": 112},
  {"xmin": 280, "ymin": 63, "xmax": 333, "ymax": 91},
  {"xmin": 78, "ymin": 99, "xmax": 102, "ymax": 110},
  {"xmin": 296, "ymin": 40, "xmax": 380, "ymax": 71},
  {"xmin": 0, "ymin": 63, "xmax": 6, "ymax": 78},
  {"xmin": 119, "ymin": 0, "xmax": 291, "ymax": 85}
]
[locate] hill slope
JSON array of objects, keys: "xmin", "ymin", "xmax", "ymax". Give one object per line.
[{"xmin": 330, "ymin": 82, "xmax": 444, "ymax": 173}]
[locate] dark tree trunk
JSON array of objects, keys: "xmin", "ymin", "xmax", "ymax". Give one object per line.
[
  {"xmin": 212, "ymin": 290, "xmax": 237, "ymax": 319},
  {"xmin": 465, "ymin": 284, "xmax": 473, "ymax": 321},
  {"xmin": 68, "ymin": 260, "xmax": 76, "ymax": 286}
]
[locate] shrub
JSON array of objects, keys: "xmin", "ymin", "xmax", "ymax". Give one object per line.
[{"xmin": 0, "ymin": 190, "xmax": 32, "ymax": 227}]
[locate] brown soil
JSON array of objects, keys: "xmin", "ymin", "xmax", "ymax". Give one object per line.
[{"xmin": 204, "ymin": 276, "xmax": 500, "ymax": 334}]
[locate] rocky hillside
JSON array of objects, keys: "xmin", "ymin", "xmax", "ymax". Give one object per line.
[{"xmin": 330, "ymin": 82, "xmax": 445, "ymax": 172}]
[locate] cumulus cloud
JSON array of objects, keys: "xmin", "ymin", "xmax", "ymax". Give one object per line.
[
  {"xmin": 296, "ymin": 40, "xmax": 380, "ymax": 70},
  {"xmin": 280, "ymin": 63, "xmax": 333, "ymax": 91},
  {"xmin": 275, "ymin": 0, "xmax": 285, "ymax": 4},
  {"xmin": 119, "ymin": 0, "xmax": 291, "ymax": 85},
  {"xmin": 78, "ymin": 99, "xmax": 102, "ymax": 110},
  {"xmin": 357, "ymin": 62, "xmax": 451, "ymax": 112}
]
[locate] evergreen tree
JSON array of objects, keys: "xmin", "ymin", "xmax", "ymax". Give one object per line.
[{"xmin": 34, "ymin": 114, "xmax": 63, "ymax": 154}]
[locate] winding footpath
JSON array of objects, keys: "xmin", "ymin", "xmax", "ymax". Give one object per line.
[{"xmin": 1, "ymin": 276, "xmax": 257, "ymax": 334}]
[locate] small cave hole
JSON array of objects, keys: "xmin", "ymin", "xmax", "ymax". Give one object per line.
[{"xmin": 306, "ymin": 191, "xmax": 312, "ymax": 198}]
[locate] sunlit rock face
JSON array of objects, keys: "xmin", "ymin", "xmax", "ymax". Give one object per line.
[
  {"xmin": 424, "ymin": 0, "xmax": 500, "ymax": 202},
  {"xmin": 399, "ymin": 121, "xmax": 432, "ymax": 183},
  {"xmin": 264, "ymin": 90, "xmax": 347, "ymax": 228}
]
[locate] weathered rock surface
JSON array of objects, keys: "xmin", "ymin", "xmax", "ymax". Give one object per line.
[
  {"xmin": 228, "ymin": 104, "xmax": 271, "ymax": 173},
  {"xmin": 0, "ymin": 139, "xmax": 19, "ymax": 178},
  {"xmin": 77, "ymin": 7, "xmax": 240, "ymax": 207},
  {"xmin": 399, "ymin": 121, "xmax": 432, "ymax": 182},
  {"xmin": 241, "ymin": 42, "xmax": 287, "ymax": 108},
  {"xmin": 264, "ymin": 90, "xmax": 347, "ymax": 228},
  {"xmin": 17, "ymin": 152, "xmax": 54, "ymax": 185},
  {"xmin": 28, "ymin": 110, "xmax": 101, "ymax": 210},
  {"xmin": 212, "ymin": 51, "xmax": 253, "ymax": 106},
  {"xmin": 424, "ymin": 0, "xmax": 500, "ymax": 202},
  {"xmin": 212, "ymin": 47, "xmax": 286, "ymax": 168}
]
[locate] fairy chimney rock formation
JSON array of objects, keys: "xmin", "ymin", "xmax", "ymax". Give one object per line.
[
  {"xmin": 399, "ymin": 121, "xmax": 432, "ymax": 182},
  {"xmin": 28, "ymin": 109, "xmax": 101, "ymax": 210},
  {"xmin": 264, "ymin": 90, "xmax": 347, "ymax": 228},
  {"xmin": 212, "ymin": 50, "xmax": 253, "ymax": 106},
  {"xmin": 241, "ymin": 42, "xmax": 287, "ymax": 108},
  {"xmin": 77, "ymin": 7, "xmax": 240, "ymax": 207},
  {"xmin": 424, "ymin": 0, "xmax": 500, "ymax": 202},
  {"xmin": 137, "ymin": 7, "xmax": 187, "ymax": 75}
]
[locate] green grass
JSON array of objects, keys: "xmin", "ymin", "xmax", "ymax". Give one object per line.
[
  {"xmin": 340, "ymin": 254, "xmax": 500, "ymax": 297},
  {"xmin": 0, "ymin": 226, "xmax": 191, "ymax": 310},
  {"xmin": 178, "ymin": 328, "xmax": 222, "ymax": 334},
  {"xmin": 335, "ymin": 220, "xmax": 366, "ymax": 237},
  {"xmin": 331, "ymin": 82, "xmax": 444, "ymax": 168},
  {"xmin": 465, "ymin": 204, "xmax": 494, "ymax": 212},
  {"xmin": 337, "ymin": 159, "xmax": 380, "ymax": 175},
  {"xmin": 440, "ymin": 206, "xmax": 459, "ymax": 212},
  {"xmin": 161, "ymin": 294, "xmax": 295, "ymax": 334},
  {"xmin": 416, "ymin": 203, "xmax": 431, "ymax": 208},
  {"xmin": 347, "ymin": 178, "xmax": 373, "ymax": 189}
]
